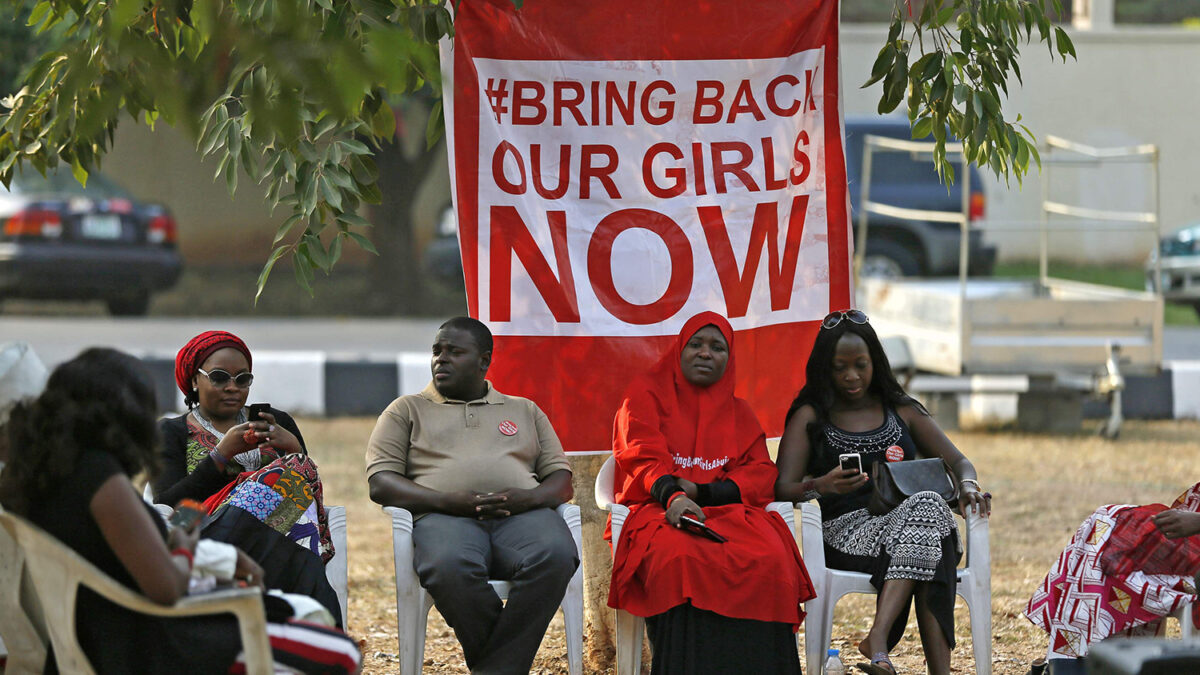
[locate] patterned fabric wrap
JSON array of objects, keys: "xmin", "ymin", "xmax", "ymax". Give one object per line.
[
  {"xmin": 823, "ymin": 491, "xmax": 956, "ymax": 582},
  {"xmin": 183, "ymin": 420, "xmax": 333, "ymax": 562},
  {"xmin": 1024, "ymin": 482, "xmax": 1200, "ymax": 658},
  {"xmin": 228, "ymin": 481, "xmax": 284, "ymax": 521}
]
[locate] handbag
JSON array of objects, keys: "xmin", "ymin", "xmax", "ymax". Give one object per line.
[{"xmin": 867, "ymin": 457, "xmax": 958, "ymax": 516}]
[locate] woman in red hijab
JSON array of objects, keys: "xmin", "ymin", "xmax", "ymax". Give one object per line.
[{"xmin": 608, "ymin": 312, "xmax": 814, "ymax": 674}]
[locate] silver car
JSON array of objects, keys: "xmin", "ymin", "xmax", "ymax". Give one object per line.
[{"xmin": 1147, "ymin": 223, "xmax": 1200, "ymax": 317}]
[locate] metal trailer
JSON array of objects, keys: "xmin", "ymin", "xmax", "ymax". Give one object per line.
[{"xmin": 853, "ymin": 135, "xmax": 1163, "ymax": 435}]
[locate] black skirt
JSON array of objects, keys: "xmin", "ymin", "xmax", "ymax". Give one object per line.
[
  {"xmin": 645, "ymin": 602, "xmax": 802, "ymax": 675},
  {"xmin": 203, "ymin": 504, "xmax": 342, "ymax": 628}
]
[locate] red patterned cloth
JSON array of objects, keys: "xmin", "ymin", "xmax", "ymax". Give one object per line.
[
  {"xmin": 1101, "ymin": 504, "xmax": 1200, "ymax": 578},
  {"xmin": 1025, "ymin": 483, "xmax": 1200, "ymax": 658}
]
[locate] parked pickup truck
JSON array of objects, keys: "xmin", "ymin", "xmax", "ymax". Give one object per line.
[
  {"xmin": 424, "ymin": 115, "xmax": 996, "ymax": 287},
  {"xmin": 845, "ymin": 115, "xmax": 996, "ymax": 278}
]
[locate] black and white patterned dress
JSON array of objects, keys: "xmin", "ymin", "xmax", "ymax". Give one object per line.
[{"xmin": 808, "ymin": 406, "xmax": 961, "ymax": 650}]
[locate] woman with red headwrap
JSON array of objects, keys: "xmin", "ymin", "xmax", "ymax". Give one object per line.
[
  {"xmin": 608, "ymin": 312, "xmax": 814, "ymax": 674},
  {"xmin": 152, "ymin": 331, "xmax": 340, "ymax": 625}
]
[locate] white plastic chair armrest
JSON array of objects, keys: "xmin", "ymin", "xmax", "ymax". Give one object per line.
[
  {"xmin": 766, "ymin": 501, "xmax": 795, "ymax": 532},
  {"xmin": 964, "ymin": 509, "xmax": 990, "ymax": 581}
]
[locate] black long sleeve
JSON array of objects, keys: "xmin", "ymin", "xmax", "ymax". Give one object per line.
[
  {"xmin": 694, "ymin": 480, "xmax": 742, "ymax": 507},
  {"xmin": 650, "ymin": 474, "xmax": 683, "ymax": 507}
]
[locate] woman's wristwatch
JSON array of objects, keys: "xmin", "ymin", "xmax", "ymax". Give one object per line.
[{"xmin": 959, "ymin": 478, "xmax": 982, "ymax": 493}]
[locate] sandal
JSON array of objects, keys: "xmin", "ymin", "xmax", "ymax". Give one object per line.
[
  {"xmin": 1027, "ymin": 657, "xmax": 1047, "ymax": 675},
  {"xmin": 856, "ymin": 652, "xmax": 897, "ymax": 674}
]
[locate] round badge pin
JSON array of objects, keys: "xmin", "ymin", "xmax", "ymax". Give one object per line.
[
  {"xmin": 498, "ymin": 420, "xmax": 518, "ymax": 436},
  {"xmin": 885, "ymin": 445, "xmax": 905, "ymax": 462}
]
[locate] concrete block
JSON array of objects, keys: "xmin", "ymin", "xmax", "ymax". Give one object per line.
[
  {"xmin": 1169, "ymin": 361, "xmax": 1200, "ymax": 419},
  {"xmin": 398, "ymin": 352, "xmax": 429, "ymax": 396},
  {"xmin": 1016, "ymin": 390, "xmax": 1083, "ymax": 433},
  {"xmin": 324, "ymin": 360, "xmax": 398, "ymax": 416},
  {"xmin": 251, "ymin": 351, "xmax": 326, "ymax": 417}
]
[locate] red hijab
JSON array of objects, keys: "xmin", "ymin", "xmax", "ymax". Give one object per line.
[{"xmin": 613, "ymin": 312, "xmax": 773, "ymax": 506}]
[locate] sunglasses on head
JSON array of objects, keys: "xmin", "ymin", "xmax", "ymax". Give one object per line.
[
  {"xmin": 821, "ymin": 309, "xmax": 869, "ymax": 330},
  {"xmin": 197, "ymin": 367, "xmax": 254, "ymax": 389}
]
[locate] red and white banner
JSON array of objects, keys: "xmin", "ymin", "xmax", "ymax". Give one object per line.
[{"xmin": 444, "ymin": 0, "xmax": 851, "ymax": 452}]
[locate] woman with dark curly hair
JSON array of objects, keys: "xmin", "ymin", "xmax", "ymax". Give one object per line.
[
  {"xmin": 774, "ymin": 310, "xmax": 991, "ymax": 675},
  {"xmin": 152, "ymin": 331, "xmax": 340, "ymax": 624},
  {"xmin": 0, "ymin": 348, "xmax": 360, "ymax": 674}
]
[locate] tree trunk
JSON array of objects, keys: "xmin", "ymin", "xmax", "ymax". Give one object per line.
[{"xmin": 364, "ymin": 98, "xmax": 449, "ymax": 315}]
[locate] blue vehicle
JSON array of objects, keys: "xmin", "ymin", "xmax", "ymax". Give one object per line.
[{"xmin": 845, "ymin": 115, "xmax": 995, "ymax": 278}]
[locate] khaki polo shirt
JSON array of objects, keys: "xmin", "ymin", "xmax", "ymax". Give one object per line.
[{"xmin": 364, "ymin": 380, "xmax": 571, "ymax": 495}]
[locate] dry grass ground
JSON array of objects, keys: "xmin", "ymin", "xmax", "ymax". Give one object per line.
[{"xmin": 308, "ymin": 418, "xmax": 1200, "ymax": 674}]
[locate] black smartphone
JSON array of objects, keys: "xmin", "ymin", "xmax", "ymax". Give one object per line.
[
  {"xmin": 679, "ymin": 515, "xmax": 728, "ymax": 543},
  {"xmin": 248, "ymin": 402, "xmax": 271, "ymax": 422},
  {"xmin": 169, "ymin": 498, "xmax": 205, "ymax": 530},
  {"xmin": 839, "ymin": 452, "xmax": 862, "ymax": 474}
]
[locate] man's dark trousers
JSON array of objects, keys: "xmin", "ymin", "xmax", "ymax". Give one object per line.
[{"xmin": 412, "ymin": 507, "xmax": 578, "ymax": 674}]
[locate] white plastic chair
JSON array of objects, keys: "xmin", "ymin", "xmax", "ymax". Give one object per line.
[
  {"xmin": 384, "ymin": 503, "xmax": 584, "ymax": 675},
  {"xmin": 143, "ymin": 484, "xmax": 349, "ymax": 628},
  {"xmin": 798, "ymin": 500, "xmax": 992, "ymax": 675},
  {"xmin": 0, "ymin": 509, "xmax": 273, "ymax": 675},
  {"xmin": 594, "ymin": 455, "xmax": 798, "ymax": 675}
]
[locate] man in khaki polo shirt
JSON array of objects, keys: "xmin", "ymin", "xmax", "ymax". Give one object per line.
[{"xmin": 366, "ymin": 316, "xmax": 577, "ymax": 674}]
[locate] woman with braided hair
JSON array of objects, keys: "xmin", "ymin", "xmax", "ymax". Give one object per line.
[{"xmin": 151, "ymin": 330, "xmax": 340, "ymax": 625}]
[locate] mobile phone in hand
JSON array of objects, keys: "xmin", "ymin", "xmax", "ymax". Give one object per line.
[
  {"xmin": 839, "ymin": 452, "xmax": 862, "ymax": 474},
  {"xmin": 248, "ymin": 403, "xmax": 271, "ymax": 422},
  {"xmin": 169, "ymin": 498, "xmax": 205, "ymax": 530},
  {"xmin": 679, "ymin": 515, "xmax": 728, "ymax": 543}
]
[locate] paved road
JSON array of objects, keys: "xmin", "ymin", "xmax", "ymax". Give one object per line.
[
  {"xmin": 5, "ymin": 316, "xmax": 1199, "ymax": 370},
  {"xmin": 1, "ymin": 316, "xmax": 445, "ymax": 368}
]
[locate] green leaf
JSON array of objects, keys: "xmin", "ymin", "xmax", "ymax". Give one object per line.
[
  {"xmin": 426, "ymin": 98, "xmax": 444, "ymax": 150},
  {"xmin": 337, "ymin": 138, "xmax": 371, "ymax": 156},
  {"xmin": 304, "ymin": 233, "xmax": 329, "ymax": 271},
  {"xmin": 335, "ymin": 212, "xmax": 372, "ymax": 229},
  {"xmin": 325, "ymin": 165, "xmax": 355, "ymax": 189},
  {"xmin": 911, "ymin": 117, "xmax": 933, "ymax": 139},
  {"xmin": 225, "ymin": 157, "xmax": 238, "ymax": 194},
  {"xmin": 70, "ymin": 158, "xmax": 87, "ymax": 187},
  {"xmin": 255, "ymin": 245, "xmax": 289, "ymax": 303},
  {"xmin": 919, "ymin": 52, "xmax": 943, "ymax": 81},
  {"xmin": 328, "ymin": 233, "xmax": 343, "ymax": 268},
  {"xmin": 1054, "ymin": 27, "xmax": 1076, "ymax": 59},
  {"xmin": 318, "ymin": 175, "xmax": 343, "ymax": 211},
  {"xmin": 346, "ymin": 231, "xmax": 378, "ymax": 255},
  {"xmin": 371, "ymin": 103, "xmax": 396, "ymax": 139},
  {"xmin": 274, "ymin": 213, "xmax": 304, "ymax": 245},
  {"xmin": 293, "ymin": 256, "xmax": 314, "ymax": 295},
  {"xmin": 863, "ymin": 44, "xmax": 896, "ymax": 88},
  {"xmin": 934, "ymin": 6, "xmax": 955, "ymax": 27}
]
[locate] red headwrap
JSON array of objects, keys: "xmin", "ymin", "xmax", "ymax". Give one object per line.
[{"xmin": 174, "ymin": 331, "xmax": 252, "ymax": 398}]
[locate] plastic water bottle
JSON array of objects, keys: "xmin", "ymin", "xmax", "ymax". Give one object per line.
[{"xmin": 823, "ymin": 648, "xmax": 845, "ymax": 675}]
